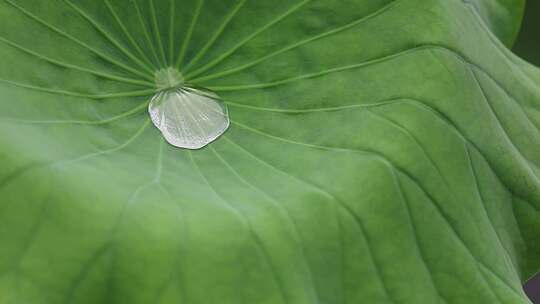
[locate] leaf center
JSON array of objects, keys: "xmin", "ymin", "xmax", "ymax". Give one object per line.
[{"xmin": 154, "ymin": 67, "xmax": 184, "ymax": 90}]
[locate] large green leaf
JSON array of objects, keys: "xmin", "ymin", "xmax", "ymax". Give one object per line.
[{"xmin": 0, "ymin": 0, "xmax": 539, "ymax": 303}]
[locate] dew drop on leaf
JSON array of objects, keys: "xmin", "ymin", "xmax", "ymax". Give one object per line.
[{"xmin": 149, "ymin": 68, "xmax": 229, "ymax": 150}]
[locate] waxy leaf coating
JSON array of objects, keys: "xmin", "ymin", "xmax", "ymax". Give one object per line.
[{"xmin": 0, "ymin": 0, "xmax": 538, "ymax": 303}]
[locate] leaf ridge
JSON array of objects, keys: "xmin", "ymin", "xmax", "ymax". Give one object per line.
[
  {"xmin": 104, "ymin": 0, "xmax": 156, "ymax": 70},
  {"xmin": 132, "ymin": 0, "xmax": 163, "ymax": 68},
  {"xmin": 168, "ymin": 0, "xmax": 176, "ymax": 64},
  {"xmin": 189, "ymin": 0, "xmax": 403, "ymax": 82},
  {"xmin": 4, "ymin": 0, "xmax": 154, "ymax": 81},
  {"xmin": 188, "ymin": 151, "xmax": 289, "ymax": 304},
  {"xmin": 391, "ymin": 169, "xmax": 448, "ymax": 304},
  {"xmin": 1, "ymin": 102, "xmax": 148, "ymax": 125},
  {"xmin": 186, "ymin": 0, "xmax": 311, "ymax": 78},
  {"xmin": 148, "ymin": 0, "xmax": 167, "ymax": 66},
  {"xmin": 232, "ymin": 114, "xmax": 524, "ymax": 301},
  {"xmin": 183, "ymin": 0, "xmax": 247, "ymax": 72},
  {"xmin": 210, "ymin": 145, "xmax": 321, "ymax": 304},
  {"xmin": 0, "ymin": 36, "xmax": 154, "ymax": 87},
  {"xmin": 175, "ymin": 0, "xmax": 204, "ymax": 69},
  {"xmin": 465, "ymin": 144, "xmax": 523, "ymax": 292},
  {"xmin": 51, "ymin": 119, "xmax": 150, "ymax": 168},
  {"xmin": 222, "ymin": 136, "xmax": 397, "ymax": 303},
  {"xmin": 0, "ymin": 79, "xmax": 156, "ymax": 100},
  {"xmin": 62, "ymin": 0, "xmax": 156, "ymax": 74}
]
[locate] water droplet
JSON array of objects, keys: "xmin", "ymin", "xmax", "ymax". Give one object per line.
[{"xmin": 149, "ymin": 68, "xmax": 229, "ymax": 149}]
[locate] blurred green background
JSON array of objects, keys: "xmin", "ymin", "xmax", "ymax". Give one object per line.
[{"xmin": 513, "ymin": 1, "xmax": 540, "ymax": 66}]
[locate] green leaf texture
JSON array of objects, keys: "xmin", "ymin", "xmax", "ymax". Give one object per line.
[{"xmin": 0, "ymin": 0, "xmax": 539, "ymax": 303}]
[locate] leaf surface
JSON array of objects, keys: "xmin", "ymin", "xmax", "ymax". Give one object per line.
[{"xmin": 0, "ymin": 0, "xmax": 539, "ymax": 303}]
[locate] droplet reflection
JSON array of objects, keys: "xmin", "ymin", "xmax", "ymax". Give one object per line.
[{"xmin": 148, "ymin": 86, "xmax": 229, "ymax": 150}]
